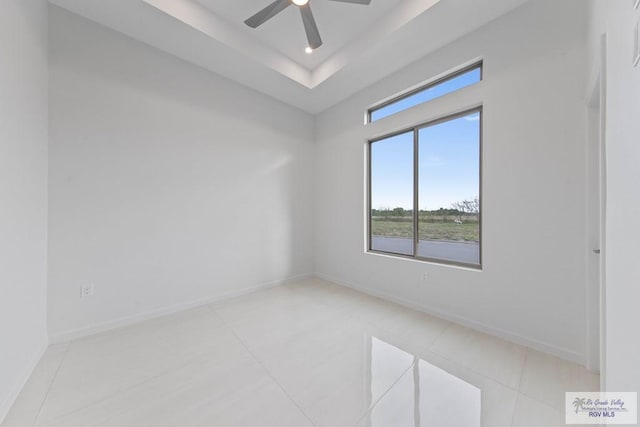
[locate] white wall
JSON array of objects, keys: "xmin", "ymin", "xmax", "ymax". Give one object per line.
[
  {"xmin": 314, "ymin": 0, "xmax": 590, "ymax": 363},
  {"xmin": 0, "ymin": 0, "xmax": 50, "ymax": 422},
  {"xmin": 587, "ymin": 0, "xmax": 640, "ymax": 395},
  {"xmin": 603, "ymin": 2, "xmax": 640, "ymax": 396},
  {"xmin": 47, "ymin": 7, "xmax": 315, "ymax": 340}
]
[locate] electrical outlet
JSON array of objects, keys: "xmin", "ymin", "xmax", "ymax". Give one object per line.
[
  {"xmin": 422, "ymin": 272, "xmax": 429, "ymax": 281},
  {"xmin": 81, "ymin": 284, "xmax": 94, "ymax": 298}
]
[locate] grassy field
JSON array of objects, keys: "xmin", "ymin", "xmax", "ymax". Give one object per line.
[{"xmin": 372, "ymin": 217, "xmax": 479, "ymax": 242}]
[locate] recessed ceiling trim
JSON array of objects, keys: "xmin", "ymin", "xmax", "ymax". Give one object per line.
[
  {"xmin": 311, "ymin": 0, "xmax": 441, "ymax": 86},
  {"xmin": 143, "ymin": 0, "xmax": 314, "ymax": 88},
  {"xmin": 143, "ymin": 0, "xmax": 441, "ymax": 90}
]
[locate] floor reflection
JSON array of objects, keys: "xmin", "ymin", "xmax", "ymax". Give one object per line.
[{"xmin": 366, "ymin": 336, "xmax": 481, "ymax": 427}]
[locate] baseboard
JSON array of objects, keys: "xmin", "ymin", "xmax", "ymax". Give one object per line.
[
  {"xmin": 0, "ymin": 338, "xmax": 49, "ymax": 425},
  {"xmin": 50, "ymin": 273, "xmax": 313, "ymax": 344},
  {"xmin": 48, "ymin": 270, "xmax": 585, "ymax": 365},
  {"xmin": 314, "ymin": 272, "xmax": 585, "ymax": 366}
]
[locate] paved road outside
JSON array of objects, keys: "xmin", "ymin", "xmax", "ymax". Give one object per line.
[{"xmin": 372, "ymin": 236, "xmax": 480, "ymax": 265}]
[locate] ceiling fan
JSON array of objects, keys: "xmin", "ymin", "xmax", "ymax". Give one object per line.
[{"xmin": 244, "ymin": 0, "xmax": 372, "ymax": 51}]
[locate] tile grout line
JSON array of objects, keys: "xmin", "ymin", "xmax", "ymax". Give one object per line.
[
  {"xmin": 423, "ymin": 348, "xmax": 522, "ymax": 391},
  {"xmin": 511, "ymin": 389, "xmax": 581, "ymax": 426},
  {"xmin": 191, "ymin": 284, "xmax": 594, "ymax": 425},
  {"xmin": 29, "ymin": 330, "xmax": 235, "ymax": 425},
  {"xmin": 285, "ymin": 283, "xmax": 439, "ymax": 424},
  {"xmin": 515, "ymin": 350, "xmax": 527, "ymax": 390},
  {"xmin": 45, "ymin": 356, "xmax": 220, "ymax": 423},
  {"xmin": 349, "ymin": 360, "xmax": 418, "ymax": 427},
  {"xmin": 425, "ymin": 321, "xmax": 454, "ymax": 352},
  {"xmin": 206, "ymin": 290, "xmax": 423, "ymax": 427},
  {"xmin": 515, "ymin": 389, "xmax": 569, "ymax": 414},
  {"xmin": 423, "ymin": 322, "xmax": 532, "ymax": 393},
  {"xmin": 31, "ymin": 343, "xmax": 71, "ymax": 427},
  {"xmin": 206, "ymin": 304, "xmax": 320, "ymax": 427},
  {"xmin": 26, "ymin": 282, "xmax": 586, "ymax": 426},
  {"xmin": 509, "ymin": 351, "xmax": 527, "ymax": 427},
  {"xmin": 29, "ymin": 352, "xmax": 174, "ymax": 424},
  {"xmin": 248, "ymin": 283, "xmax": 529, "ymax": 424},
  {"xmin": 320, "ymin": 281, "xmax": 550, "ymax": 408},
  {"xmin": 424, "ymin": 346, "xmax": 523, "ymax": 393},
  {"xmin": 509, "ymin": 393, "xmax": 521, "ymax": 427}
]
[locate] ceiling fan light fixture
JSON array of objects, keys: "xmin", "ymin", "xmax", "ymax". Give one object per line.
[{"xmin": 245, "ymin": 0, "xmax": 371, "ymax": 48}]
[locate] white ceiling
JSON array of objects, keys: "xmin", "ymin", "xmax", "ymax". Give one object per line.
[
  {"xmin": 194, "ymin": 0, "xmax": 404, "ymax": 69},
  {"xmin": 48, "ymin": 0, "xmax": 530, "ymax": 114}
]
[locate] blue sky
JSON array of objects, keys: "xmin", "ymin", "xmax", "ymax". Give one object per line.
[
  {"xmin": 371, "ymin": 67, "xmax": 481, "ymax": 122},
  {"xmin": 371, "ymin": 112, "xmax": 480, "ymax": 211}
]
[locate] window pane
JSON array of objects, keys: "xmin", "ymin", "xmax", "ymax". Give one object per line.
[
  {"xmin": 418, "ymin": 112, "xmax": 480, "ymax": 265},
  {"xmin": 370, "ymin": 66, "xmax": 481, "ymax": 122},
  {"xmin": 370, "ymin": 131, "xmax": 414, "ymax": 256}
]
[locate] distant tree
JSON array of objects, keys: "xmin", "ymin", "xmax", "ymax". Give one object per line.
[
  {"xmin": 451, "ymin": 197, "xmax": 480, "ymax": 222},
  {"xmin": 392, "ymin": 207, "xmax": 405, "ymax": 216},
  {"xmin": 372, "ymin": 207, "xmax": 391, "ymax": 219}
]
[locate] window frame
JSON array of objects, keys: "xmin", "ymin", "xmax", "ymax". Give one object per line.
[
  {"xmin": 367, "ymin": 61, "xmax": 483, "ymax": 124},
  {"xmin": 367, "ymin": 107, "xmax": 483, "ymax": 269}
]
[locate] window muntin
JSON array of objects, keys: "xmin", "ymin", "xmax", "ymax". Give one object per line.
[
  {"xmin": 368, "ymin": 64, "xmax": 482, "ymax": 123},
  {"xmin": 368, "ymin": 108, "xmax": 482, "ymax": 268}
]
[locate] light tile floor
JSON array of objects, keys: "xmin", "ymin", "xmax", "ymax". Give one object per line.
[{"xmin": 2, "ymin": 278, "xmax": 599, "ymax": 427}]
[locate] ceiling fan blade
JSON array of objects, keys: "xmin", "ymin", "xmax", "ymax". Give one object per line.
[
  {"xmin": 244, "ymin": 0, "xmax": 291, "ymax": 28},
  {"xmin": 299, "ymin": 4, "xmax": 322, "ymax": 49},
  {"xmin": 328, "ymin": 0, "xmax": 371, "ymax": 4}
]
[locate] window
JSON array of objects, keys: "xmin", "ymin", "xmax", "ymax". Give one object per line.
[
  {"xmin": 370, "ymin": 131, "xmax": 415, "ymax": 256},
  {"xmin": 368, "ymin": 63, "xmax": 482, "ymax": 123},
  {"xmin": 368, "ymin": 108, "xmax": 482, "ymax": 268}
]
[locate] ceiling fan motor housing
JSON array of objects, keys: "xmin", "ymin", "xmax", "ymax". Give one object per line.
[{"xmin": 245, "ymin": 0, "xmax": 372, "ymax": 50}]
